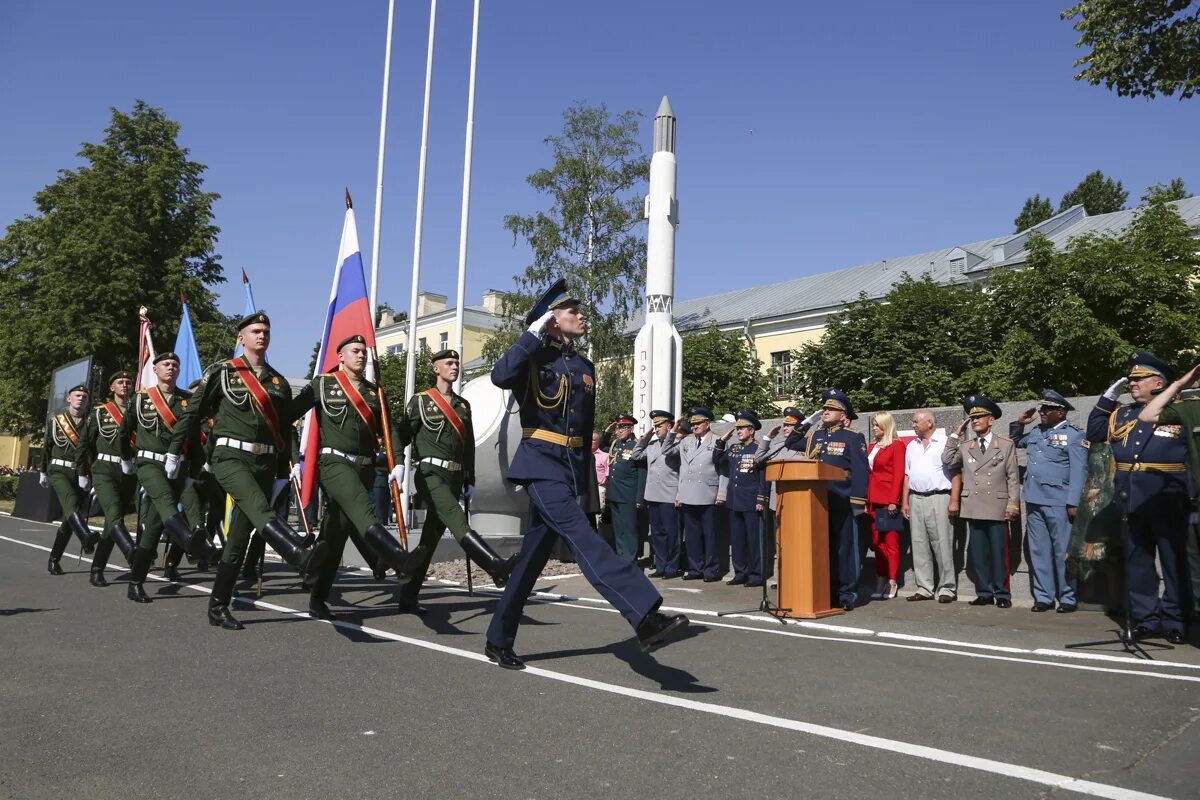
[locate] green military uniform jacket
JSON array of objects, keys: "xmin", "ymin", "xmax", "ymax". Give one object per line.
[
  {"xmin": 122, "ymin": 385, "xmax": 194, "ymax": 461},
  {"xmin": 83, "ymin": 398, "xmax": 130, "ymax": 473},
  {"xmin": 287, "ymin": 372, "xmax": 398, "ymax": 458},
  {"xmin": 44, "ymin": 410, "xmax": 89, "ymax": 476},
  {"xmin": 606, "ymin": 437, "xmax": 646, "ymax": 505},
  {"xmin": 398, "ymin": 387, "xmax": 475, "ymax": 485}
]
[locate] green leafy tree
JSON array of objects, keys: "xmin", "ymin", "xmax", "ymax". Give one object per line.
[
  {"xmin": 1062, "ymin": 0, "xmax": 1200, "ymax": 99},
  {"xmin": 484, "ymin": 102, "xmax": 650, "ymax": 371},
  {"xmin": 1014, "ymin": 193, "xmax": 1055, "ymax": 232},
  {"xmin": 0, "ymin": 101, "xmax": 231, "ymax": 434},
  {"xmin": 681, "ymin": 322, "xmax": 777, "ymax": 416},
  {"xmin": 1059, "ymin": 169, "xmax": 1129, "ymax": 214},
  {"xmin": 375, "ymin": 347, "xmax": 434, "ymax": 419},
  {"xmin": 1142, "ymin": 177, "xmax": 1190, "ymax": 202}
]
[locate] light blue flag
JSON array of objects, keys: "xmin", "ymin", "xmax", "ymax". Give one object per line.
[{"xmin": 174, "ymin": 296, "xmax": 203, "ymax": 388}]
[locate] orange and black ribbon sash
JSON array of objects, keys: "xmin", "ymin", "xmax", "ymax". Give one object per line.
[
  {"xmin": 333, "ymin": 370, "xmax": 378, "ymax": 440},
  {"xmin": 54, "ymin": 413, "xmax": 80, "ymax": 447},
  {"xmin": 424, "ymin": 388, "xmax": 465, "ymax": 441},
  {"xmin": 147, "ymin": 387, "xmax": 179, "ymax": 432},
  {"xmin": 230, "ymin": 357, "xmax": 285, "ymax": 450}
]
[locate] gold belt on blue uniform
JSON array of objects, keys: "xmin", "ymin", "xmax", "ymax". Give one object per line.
[
  {"xmin": 1115, "ymin": 462, "xmax": 1186, "ymax": 472},
  {"xmin": 522, "ymin": 428, "xmax": 584, "ymax": 449}
]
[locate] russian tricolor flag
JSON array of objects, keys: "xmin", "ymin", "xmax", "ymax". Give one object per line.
[{"xmin": 299, "ymin": 196, "xmax": 377, "ymax": 507}]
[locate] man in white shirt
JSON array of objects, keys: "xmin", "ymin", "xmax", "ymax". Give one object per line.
[{"xmin": 901, "ymin": 409, "xmax": 961, "ymax": 602}]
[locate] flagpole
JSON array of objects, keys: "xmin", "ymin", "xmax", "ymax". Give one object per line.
[
  {"xmin": 403, "ymin": 0, "xmax": 438, "ymax": 521},
  {"xmin": 452, "ymin": 0, "xmax": 481, "ymax": 394},
  {"xmin": 369, "ymin": 0, "xmax": 396, "ymax": 317}
]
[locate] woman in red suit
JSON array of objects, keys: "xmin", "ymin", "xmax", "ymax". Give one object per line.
[{"xmin": 867, "ymin": 411, "xmax": 906, "ymax": 599}]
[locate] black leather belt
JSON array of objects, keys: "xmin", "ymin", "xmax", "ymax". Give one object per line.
[{"xmin": 909, "ymin": 489, "xmax": 951, "ymax": 496}]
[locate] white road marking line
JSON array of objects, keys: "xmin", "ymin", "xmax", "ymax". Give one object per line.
[{"xmin": 0, "ymin": 533, "xmax": 1170, "ymax": 800}]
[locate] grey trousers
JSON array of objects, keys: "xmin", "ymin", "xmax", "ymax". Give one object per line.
[{"xmin": 909, "ymin": 492, "xmax": 956, "ymax": 598}]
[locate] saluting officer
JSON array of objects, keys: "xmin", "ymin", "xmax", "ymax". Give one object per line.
[
  {"xmin": 484, "ymin": 279, "xmax": 687, "ymax": 669},
  {"xmin": 120, "ymin": 352, "xmax": 209, "ymax": 603},
  {"xmin": 677, "ymin": 407, "xmax": 725, "ymax": 581},
  {"xmin": 1010, "ymin": 390, "xmax": 1087, "ymax": 613},
  {"xmin": 81, "ymin": 370, "xmax": 137, "ymax": 586},
  {"xmin": 605, "ymin": 413, "xmax": 647, "ymax": 562},
  {"xmin": 1089, "ymin": 352, "xmax": 1189, "ymax": 643},
  {"xmin": 714, "ymin": 409, "xmax": 767, "ymax": 587},
  {"xmin": 285, "ymin": 334, "xmax": 415, "ymax": 620},
  {"xmin": 944, "ymin": 395, "xmax": 1020, "ymax": 609},
  {"xmin": 42, "ymin": 382, "xmax": 99, "ymax": 573},
  {"xmin": 397, "ymin": 347, "xmax": 518, "ymax": 614},
  {"xmin": 173, "ymin": 312, "xmax": 328, "ymax": 630},
  {"xmin": 792, "ymin": 390, "xmax": 868, "ymax": 610},
  {"xmin": 630, "ymin": 410, "xmax": 683, "ymax": 578}
]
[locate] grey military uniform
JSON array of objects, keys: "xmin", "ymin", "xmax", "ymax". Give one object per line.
[
  {"xmin": 676, "ymin": 431, "xmax": 725, "ymax": 505},
  {"xmin": 942, "ymin": 434, "xmax": 1020, "ymax": 521},
  {"xmin": 631, "ymin": 433, "xmax": 681, "ymax": 503}
]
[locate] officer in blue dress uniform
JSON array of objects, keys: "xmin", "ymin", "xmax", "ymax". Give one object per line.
[
  {"xmin": 1087, "ymin": 352, "xmax": 1190, "ymax": 644},
  {"xmin": 484, "ymin": 279, "xmax": 689, "ymax": 669},
  {"xmin": 713, "ymin": 409, "xmax": 767, "ymax": 587},
  {"xmin": 605, "ymin": 413, "xmax": 647, "ymax": 562},
  {"xmin": 789, "ymin": 389, "xmax": 869, "ymax": 610},
  {"xmin": 1010, "ymin": 389, "xmax": 1088, "ymax": 613}
]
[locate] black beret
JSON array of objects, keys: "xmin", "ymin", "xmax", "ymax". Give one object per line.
[
  {"xmin": 237, "ymin": 311, "xmax": 270, "ymax": 330},
  {"xmin": 67, "ymin": 383, "xmax": 89, "ymax": 395},
  {"xmin": 337, "ymin": 334, "xmax": 367, "ymax": 352},
  {"xmin": 154, "ymin": 352, "xmax": 180, "ymax": 365},
  {"xmin": 108, "ymin": 370, "xmax": 132, "ymax": 383},
  {"xmin": 430, "ymin": 348, "xmax": 460, "ymax": 363}
]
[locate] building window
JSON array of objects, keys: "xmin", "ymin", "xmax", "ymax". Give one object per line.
[
  {"xmin": 418, "ymin": 337, "xmax": 427, "ymax": 352},
  {"xmin": 771, "ymin": 351, "xmax": 792, "ymax": 398},
  {"xmin": 439, "ymin": 332, "xmax": 448, "ymax": 350},
  {"xmin": 387, "ymin": 344, "xmax": 403, "ymax": 355}
]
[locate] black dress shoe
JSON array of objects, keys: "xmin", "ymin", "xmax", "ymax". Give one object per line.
[
  {"xmin": 996, "ymin": 599, "xmax": 1012, "ymax": 609},
  {"xmin": 635, "ymin": 611, "xmax": 689, "ymax": 653},
  {"xmin": 1031, "ymin": 602, "xmax": 1054, "ymax": 612},
  {"xmin": 127, "ymin": 583, "xmax": 152, "ymax": 604},
  {"xmin": 702, "ymin": 575, "xmax": 720, "ymax": 583},
  {"xmin": 207, "ymin": 603, "xmax": 244, "ymax": 630},
  {"xmin": 372, "ymin": 562, "xmax": 389, "ymax": 581},
  {"xmin": 396, "ymin": 598, "xmax": 428, "ymax": 617},
  {"xmin": 1164, "ymin": 629, "xmax": 1187, "ymax": 645},
  {"xmin": 969, "ymin": 597, "xmax": 994, "ymax": 606},
  {"xmin": 163, "ymin": 565, "xmax": 182, "ymax": 583},
  {"xmin": 907, "ymin": 593, "xmax": 931, "ymax": 602},
  {"xmin": 681, "ymin": 573, "xmax": 702, "ymax": 581},
  {"xmin": 937, "ymin": 595, "xmax": 955, "ymax": 604},
  {"xmin": 840, "ymin": 600, "xmax": 855, "ymax": 612},
  {"xmin": 47, "ymin": 558, "xmax": 64, "ymax": 576},
  {"xmin": 1131, "ymin": 625, "xmax": 1157, "ymax": 640},
  {"xmin": 662, "ymin": 573, "xmax": 680, "ymax": 580},
  {"xmin": 726, "ymin": 575, "xmax": 747, "ymax": 586},
  {"xmin": 308, "ymin": 599, "xmax": 334, "ymax": 620},
  {"xmin": 89, "ymin": 571, "xmax": 109, "ymax": 588},
  {"xmin": 1056, "ymin": 604, "xmax": 1077, "ymax": 614},
  {"xmin": 484, "ymin": 641, "xmax": 525, "ymax": 670},
  {"xmin": 648, "ymin": 571, "xmax": 666, "ymax": 578},
  {"xmin": 746, "ymin": 579, "xmax": 764, "ymax": 588}
]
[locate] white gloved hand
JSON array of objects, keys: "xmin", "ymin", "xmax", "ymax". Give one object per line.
[
  {"xmin": 527, "ymin": 309, "xmax": 556, "ymax": 336},
  {"xmin": 270, "ymin": 478, "xmax": 288, "ymax": 505},
  {"xmin": 120, "ymin": 459, "xmax": 135, "ymax": 476},
  {"xmin": 387, "ymin": 464, "xmax": 405, "ymax": 485},
  {"xmin": 804, "ymin": 409, "xmax": 823, "ymax": 427},
  {"xmin": 39, "ymin": 473, "xmax": 49, "ymax": 488},
  {"xmin": 164, "ymin": 452, "xmax": 182, "ymax": 479},
  {"xmin": 289, "ymin": 463, "xmax": 302, "ymax": 483},
  {"xmin": 77, "ymin": 475, "xmax": 90, "ymax": 490},
  {"xmin": 1103, "ymin": 377, "xmax": 1128, "ymax": 400},
  {"xmin": 201, "ymin": 462, "xmax": 213, "ymax": 473}
]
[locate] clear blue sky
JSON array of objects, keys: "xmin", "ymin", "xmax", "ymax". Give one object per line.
[{"xmin": 3, "ymin": 1, "xmax": 1196, "ymax": 376}]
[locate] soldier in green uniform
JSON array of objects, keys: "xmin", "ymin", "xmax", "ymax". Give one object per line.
[
  {"xmin": 285, "ymin": 334, "xmax": 414, "ymax": 620},
  {"xmin": 605, "ymin": 413, "xmax": 647, "ymax": 562},
  {"xmin": 120, "ymin": 352, "xmax": 208, "ymax": 603},
  {"xmin": 396, "ymin": 348, "xmax": 516, "ymax": 615},
  {"xmin": 41, "ymin": 383, "xmax": 99, "ymax": 573},
  {"xmin": 173, "ymin": 312, "xmax": 328, "ymax": 630},
  {"xmin": 81, "ymin": 370, "xmax": 137, "ymax": 586}
]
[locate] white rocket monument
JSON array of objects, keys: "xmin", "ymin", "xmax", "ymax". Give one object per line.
[{"xmin": 633, "ymin": 96, "xmax": 683, "ymax": 433}]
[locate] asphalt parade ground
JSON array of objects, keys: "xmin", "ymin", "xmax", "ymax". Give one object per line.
[{"xmin": 2, "ymin": 513, "xmax": 1197, "ymax": 800}]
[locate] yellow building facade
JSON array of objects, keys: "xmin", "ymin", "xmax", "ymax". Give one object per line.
[{"xmin": 374, "ymin": 290, "xmax": 509, "ymax": 374}]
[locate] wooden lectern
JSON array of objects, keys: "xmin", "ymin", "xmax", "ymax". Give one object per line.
[{"xmin": 765, "ymin": 459, "xmax": 848, "ymax": 619}]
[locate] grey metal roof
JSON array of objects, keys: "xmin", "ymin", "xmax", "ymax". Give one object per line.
[{"xmin": 627, "ymin": 197, "xmax": 1200, "ymax": 334}]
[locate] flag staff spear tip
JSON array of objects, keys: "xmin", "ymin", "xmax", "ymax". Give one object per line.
[
  {"xmin": 345, "ymin": 188, "xmax": 353, "ymax": 209},
  {"xmin": 241, "ymin": 268, "xmax": 249, "ymax": 284}
]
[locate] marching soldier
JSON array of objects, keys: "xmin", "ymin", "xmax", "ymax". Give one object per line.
[
  {"xmin": 714, "ymin": 409, "xmax": 767, "ymax": 587},
  {"xmin": 676, "ymin": 406, "xmax": 724, "ymax": 581},
  {"xmin": 794, "ymin": 390, "xmax": 868, "ymax": 610},
  {"xmin": 943, "ymin": 395, "xmax": 1020, "ymax": 609},
  {"xmin": 81, "ymin": 370, "xmax": 137, "ymax": 586},
  {"xmin": 284, "ymin": 334, "xmax": 415, "ymax": 620},
  {"xmin": 630, "ymin": 410, "xmax": 682, "ymax": 578},
  {"xmin": 604, "ymin": 413, "xmax": 646, "ymax": 562},
  {"xmin": 1091, "ymin": 353, "xmax": 1189, "ymax": 643},
  {"xmin": 172, "ymin": 312, "xmax": 328, "ymax": 630},
  {"xmin": 42, "ymin": 382, "xmax": 99, "ymax": 573},
  {"xmin": 1010, "ymin": 390, "xmax": 1087, "ymax": 612},
  {"xmin": 484, "ymin": 279, "xmax": 687, "ymax": 669},
  {"xmin": 397, "ymin": 347, "xmax": 516, "ymax": 615},
  {"xmin": 120, "ymin": 352, "xmax": 209, "ymax": 603}
]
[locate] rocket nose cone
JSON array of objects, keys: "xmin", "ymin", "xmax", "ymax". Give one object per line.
[{"xmin": 655, "ymin": 96, "xmax": 675, "ymax": 119}]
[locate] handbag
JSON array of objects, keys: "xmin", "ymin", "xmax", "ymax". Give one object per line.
[{"xmin": 873, "ymin": 507, "xmax": 905, "ymax": 533}]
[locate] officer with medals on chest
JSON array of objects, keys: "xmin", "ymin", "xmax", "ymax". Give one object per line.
[
  {"xmin": 41, "ymin": 383, "xmax": 100, "ymax": 573},
  {"xmin": 120, "ymin": 352, "xmax": 210, "ymax": 602},
  {"xmin": 1089, "ymin": 352, "xmax": 1190, "ymax": 644},
  {"xmin": 1010, "ymin": 390, "xmax": 1088, "ymax": 613},
  {"xmin": 604, "ymin": 413, "xmax": 647, "ymax": 563},
  {"xmin": 173, "ymin": 312, "xmax": 328, "ymax": 630},
  {"xmin": 396, "ymin": 347, "xmax": 517, "ymax": 613},
  {"xmin": 714, "ymin": 409, "xmax": 767, "ymax": 587},
  {"xmin": 677, "ymin": 406, "xmax": 725, "ymax": 581},
  {"xmin": 790, "ymin": 389, "xmax": 868, "ymax": 610},
  {"xmin": 630, "ymin": 411, "xmax": 683, "ymax": 578},
  {"xmin": 81, "ymin": 370, "xmax": 137, "ymax": 586},
  {"xmin": 484, "ymin": 279, "xmax": 688, "ymax": 669}
]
